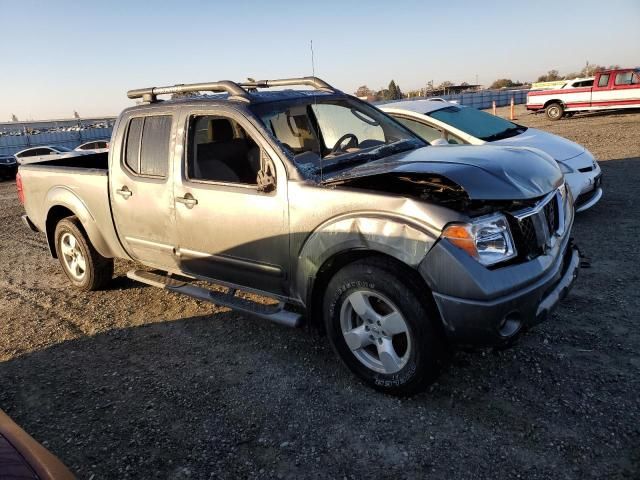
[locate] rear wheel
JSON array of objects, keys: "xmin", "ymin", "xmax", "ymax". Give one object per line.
[
  {"xmin": 54, "ymin": 217, "xmax": 113, "ymax": 291},
  {"xmin": 545, "ymin": 102, "xmax": 564, "ymax": 121},
  {"xmin": 323, "ymin": 258, "xmax": 446, "ymax": 395}
]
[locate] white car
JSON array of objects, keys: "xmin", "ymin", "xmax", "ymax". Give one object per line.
[
  {"xmin": 74, "ymin": 140, "xmax": 109, "ymax": 153},
  {"xmin": 381, "ymin": 100, "xmax": 602, "ymax": 212},
  {"xmin": 13, "ymin": 145, "xmax": 91, "ymax": 166}
]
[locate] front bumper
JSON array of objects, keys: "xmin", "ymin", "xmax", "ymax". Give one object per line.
[
  {"xmin": 419, "ymin": 233, "xmax": 579, "ymax": 346},
  {"xmin": 562, "ymin": 149, "xmax": 602, "ymax": 212}
]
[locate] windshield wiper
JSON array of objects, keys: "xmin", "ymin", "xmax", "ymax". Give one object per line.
[{"xmin": 481, "ymin": 126, "xmax": 525, "ymax": 142}]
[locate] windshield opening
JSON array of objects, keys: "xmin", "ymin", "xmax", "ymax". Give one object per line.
[
  {"xmin": 428, "ymin": 106, "xmax": 526, "ymax": 142},
  {"xmin": 251, "ymin": 97, "xmax": 425, "ymax": 178}
]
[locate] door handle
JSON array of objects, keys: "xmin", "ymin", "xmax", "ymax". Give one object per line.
[
  {"xmin": 176, "ymin": 193, "xmax": 198, "ymax": 208},
  {"xmin": 116, "ymin": 186, "xmax": 132, "ymax": 199}
]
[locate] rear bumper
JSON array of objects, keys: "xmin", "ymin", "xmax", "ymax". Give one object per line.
[{"xmin": 419, "ymin": 233, "xmax": 579, "ymax": 346}]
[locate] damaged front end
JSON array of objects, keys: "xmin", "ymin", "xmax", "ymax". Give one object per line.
[{"xmin": 328, "ymin": 172, "xmax": 541, "ymax": 217}]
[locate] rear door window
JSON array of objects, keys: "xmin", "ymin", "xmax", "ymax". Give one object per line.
[
  {"xmin": 124, "ymin": 118, "xmax": 144, "ymax": 173},
  {"xmin": 140, "ymin": 116, "xmax": 172, "ymax": 177},
  {"xmin": 124, "ymin": 115, "xmax": 172, "ymax": 177},
  {"xmin": 614, "ymin": 71, "xmax": 638, "ymax": 86}
]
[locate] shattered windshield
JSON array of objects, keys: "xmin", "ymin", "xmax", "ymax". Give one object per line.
[
  {"xmin": 251, "ymin": 97, "xmax": 425, "ymax": 178},
  {"xmin": 428, "ymin": 105, "xmax": 527, "ymax": 142}
]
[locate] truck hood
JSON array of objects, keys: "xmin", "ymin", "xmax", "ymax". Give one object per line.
[
  {"xmin": 492, "ymin": 127, "xmax": 585, "ymax": 163},
  {"xmin": 322, "ymin": 144, "xmax": 563, "ymax": 201}
]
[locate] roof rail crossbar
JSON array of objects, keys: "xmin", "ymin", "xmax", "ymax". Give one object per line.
[
  {"xmin": 239, "ymin": 76, "xmax": 336, "ymax": 92},
  {"xmin": 127, "ymin": 81, "xmax": 251, "ymax": 103}
]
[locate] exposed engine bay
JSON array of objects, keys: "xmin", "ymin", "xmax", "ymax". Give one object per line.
[{"xmin": 330, "ymin": 173, "xmax": 540, "ymax": 216}]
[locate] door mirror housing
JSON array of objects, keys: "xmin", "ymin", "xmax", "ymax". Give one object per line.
[{"xmin": 257, "ymin": 152, "xmax": 276, "ymax": 193}]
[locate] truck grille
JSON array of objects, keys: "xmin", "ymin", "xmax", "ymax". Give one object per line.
[{"xmin": 507, "ymin": 189, "xmax": 565, "ymax": 259}]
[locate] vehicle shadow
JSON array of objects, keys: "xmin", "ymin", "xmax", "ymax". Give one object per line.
[{"xmin": 0, "ymin": 309, "xmax": 516, "ymax": 476}]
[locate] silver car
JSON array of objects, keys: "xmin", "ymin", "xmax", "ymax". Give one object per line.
[{"xmin": 381, "ymin": 100, "xmax": 602, "ymax": 212}]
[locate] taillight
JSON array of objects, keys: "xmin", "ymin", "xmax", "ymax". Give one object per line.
[{"xmin": 16, "ymin": 172, "xmax": 25, "ymax": 204}]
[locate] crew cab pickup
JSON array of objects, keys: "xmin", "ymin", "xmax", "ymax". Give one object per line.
[
  {"xmin": 527, "ymin": 68, "xmax": 640, "ymax": 120},
  {"xmin": 18, "ymin": 77, "xmax": 580, "ymax": 394}
]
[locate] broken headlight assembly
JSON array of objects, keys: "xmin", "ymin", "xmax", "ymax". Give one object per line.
[{"xmin": 441, "ymin": 213, "xmax": 517, "ymax": 267}]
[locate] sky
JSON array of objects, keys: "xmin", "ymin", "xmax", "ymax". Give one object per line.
[{"xmin": 1, "ymin": 0, "xmax": 638, "ymax": 120}]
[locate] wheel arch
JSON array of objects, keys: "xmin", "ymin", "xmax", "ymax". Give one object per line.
[
  {"xmin": 44, "ymin": 188, "xmax": 115, "ymax": 259},
  {"xmin": 294, "ymin": 215, "xmax": 437, "ymax": 311},
  {"xmin": 543, "ymin": 98, "xmax": 565, "ymax": 108}
]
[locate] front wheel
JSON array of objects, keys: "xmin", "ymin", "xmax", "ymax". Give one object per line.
[
  {"xmin": 545, "ymin": 102, "xmax": 564, "ymax": 121},
  {"xmin": 54, "ymin": 217, "xmax": 113, "ymax": 291},
  {"xmin": 323, "ymin": 258, "xmax": 447, "ymax": 395}
]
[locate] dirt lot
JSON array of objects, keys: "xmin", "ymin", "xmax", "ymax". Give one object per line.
[{"xmin": 1, "ymin": 108, "xmax": 639, "ymax": 479}]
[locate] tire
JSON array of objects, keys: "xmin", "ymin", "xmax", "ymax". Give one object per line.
[
  {"xmin": 54, "ymin": 217, "xmax": 113, "ymax": 291},
  {"xmin": 545, "ymin": 102, "xmax": 564, "ymax": 121},
  {"xmin": 323, "ymin": 257, "xmax": 447, "ymax": 395}
]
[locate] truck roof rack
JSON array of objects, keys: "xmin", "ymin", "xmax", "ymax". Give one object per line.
[{"xmin": 126, "ymin": 76, "xmax": 337, "ymax": 103}]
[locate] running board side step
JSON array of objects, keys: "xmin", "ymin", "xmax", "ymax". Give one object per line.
[{"xmin": 126, "ymin": 270, "xmax": 302, "ymax": 328}]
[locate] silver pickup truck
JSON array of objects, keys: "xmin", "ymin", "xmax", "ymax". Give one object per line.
[{"xmin": 18, "ymin": 77, "xmax": 580, "ymax": 394}]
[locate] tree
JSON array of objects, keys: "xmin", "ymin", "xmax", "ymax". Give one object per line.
[
  {"xmin": 11, "ymin": 114, "xmax": 18, "ymax": 122},
  {"xmin": 490, "ymin": 78, "xmax": 516, "ymax": 89},
  {"xmin": 581, "ymin": 63, "xmax": 619, "ymax": 77},
  {"xmin": 73, "ymin": 110, "xmax": 80, "ymax": 119},
  {"xmin": 355, "ymin": 85, "xmax": 375, "ymax": 98},
  {"xmin": 536, "ymin": 69, "xmax": 562, "ymax": 82},
  {"xmin": 386, "ymin": 80, "xmax": 402, "ymax": 100}
]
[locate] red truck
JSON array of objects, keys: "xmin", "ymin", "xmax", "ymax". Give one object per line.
[{"xmin": 527, "ymin": 68, "xmax": 640, "ymax": 120}]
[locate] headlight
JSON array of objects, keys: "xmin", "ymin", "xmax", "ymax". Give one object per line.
[
  {"xmin": 442, "ymin": 213, "xmax": 517, "ymax": 266},
  {"xmin": 558, "ymin": 162, "xmax": 572, "ymax": 174}
]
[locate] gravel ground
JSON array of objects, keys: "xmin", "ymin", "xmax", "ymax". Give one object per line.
[{"xmin": 1, "ymin": 108, "xmax": 639, "ymax": 479}]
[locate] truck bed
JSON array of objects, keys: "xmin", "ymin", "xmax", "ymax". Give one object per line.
[
  {"xmin": 25, "ymin": 151, "xmax": 109, "ymax": 170},
  {"xmin": 18, "ymin": 151, "xmax": 126, "ymax": 259}
]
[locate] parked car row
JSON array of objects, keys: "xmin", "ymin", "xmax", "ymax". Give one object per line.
[
  {"xmin": 18, "ymin": 76, "xmax": 587, "ymax": 395},
  {"xmin": 0, "ymin": 141, "xmax": 111, "ymax": 175},
  {"xmin": 0, "ymin": 121, "xmax": 114, "ymax": 137}
]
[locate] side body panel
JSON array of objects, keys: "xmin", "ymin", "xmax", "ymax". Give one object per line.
[
  {"xmin": 288, "ymin": 181, "xmax": 463, "ymax": 304},
  {"xmin": 171, "ymin": 106, "xmax": 291, "ymax": 296},
  {"xmin": 19, "ymin": 165, "xmax": 127, "ymax": 259},
  {"xmin": 108, "ymin": 108, "xmax": 179, "ymax": 270}
]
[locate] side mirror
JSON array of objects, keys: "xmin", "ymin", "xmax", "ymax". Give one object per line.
[
  {"xmin": 430, "ymin": 138, "xmax": 449, "ymax": 146},
  {"xmin": 257, "ymin": 152, "xmax": 276, "ymax": 193}
]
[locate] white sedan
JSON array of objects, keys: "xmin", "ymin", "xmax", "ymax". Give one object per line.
[
  {"xmin": 381, "ymin": 100, "xmax": 602, "ymax": 212},
  {"xmin": 13, "ymin": 145, "xmax": 92, "ymax": 166}
]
